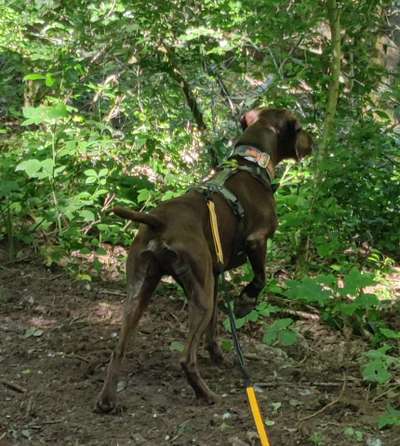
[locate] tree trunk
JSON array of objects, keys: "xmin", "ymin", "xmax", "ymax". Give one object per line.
[{"xmin": 319, "ymin": 0, "xmax": 342, "ymax": 156}]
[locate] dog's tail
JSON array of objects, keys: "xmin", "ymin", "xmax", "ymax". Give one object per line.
[{"xmin": 112, "ymin": 206, "xmax": 164, "ymax": 230}]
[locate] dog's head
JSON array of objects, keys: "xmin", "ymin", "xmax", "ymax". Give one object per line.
[{"xmin": 240, "ymin": 108, "xmax": 313, "ymax": 161}]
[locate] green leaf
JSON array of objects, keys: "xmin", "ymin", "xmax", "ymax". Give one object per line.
[
  {"xmin": 341, "ymin": 268, "xmax": 375, "ymax": 296},
  {"xmin": 46, "ymin": 103, "xmax": 68, "ymax": 120},
  {"xmin": 79, "ymin": 210, "xmax": 96, "ymax": 222},
  {"xmin": 247, "ymin": 310, "xmax": 259, "ymax": 322},
  {"xmin": 98, "ymin": 168, "xmax": 109, "ymax": 177},
  {"xmin": 15, "ymin": 159, "xmax": 42, "ymax": 177},
  {"xmin": 40, "ymin": 159, "xmax": 55, "ymax": 177},
  {"xmin": 24, "ymin": 327, "xmax": 44, "ymax": 338},
  {"xmin": 354, "ymin": 293, "xmax": 379, "ymax": 309},
  {"xmin": 343, "ymin": 427, "xmax": 363, "ymax": 442},
  {"xmin": 380, "ymin": 328, "xmax": 400, "ymax": 340},
  {"xmin": 316, "ymin": 274, "xmax": 337, "ymax": 288},
  {"xmin": 169, "ymin": 341, "xmax": 184, "ymax": 352},
  {"xmin": 45, "ymin": 73, "xmax": 55, "ymax": 87},
  {"xmin": 137, "ymin": 188, "xmax": 151, "ymax": 203},
  {"xmin": 263, "ymin": 318, "xmax": 297, "ymax": 346},
  {"xmin": 23, "ymin": 73, "xmax": 47, "ymax": 81},
  {"xmin": 285, "ymin": 278, "xmax": 331, "ymax": 305},
  {"xmin": 221, "ymin": 338, "xmax": 233, "ymax": 352},
  {"xmin": 84, "ymin": 169, "xmax": 98, "ymax": 177},
  {"xmin": 335, "ymin": 302, "xmax": 357, "ymax": 316},
  {"xmin": 280, "ymin": 330, "xmax": 297, "ymax": 346},
  {"xmin": 0, "ymin": 180, "xmax": 19, "ymax": 197},
  {"xmin": 22, "ymin": 106, "xmax": 44, "ymax": 125},
  {"xmin": 256, "ymin": 303, "xmax": 280, "ymax": 317},
  {"xmin": 22, "ymin": 103, "xmax": 69, "ymax": 125},
  {"xmin": 378, "ymin": 406, "xmax": 400, "ymax": 429},
  {"xmin": 272, "ymin": 318, "xmax": 294, "ymax": 330},
  {"xmin": 362, "ymin": 360, "xmax": 391, "ymax": 384}
]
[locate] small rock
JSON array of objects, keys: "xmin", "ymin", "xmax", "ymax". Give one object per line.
[
  {"xmin": 246, "ymin": 431, "xmax": 259, "ymax": 445},
  {"xmin": 131, "ymin": 433, "xmax": 146, "ymax": 445},
  {"xmin": 228, "ymin": 436, "xmax": 249, "ymax": 446}
]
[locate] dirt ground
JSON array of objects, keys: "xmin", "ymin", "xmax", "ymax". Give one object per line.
[{"xmin": 1, "ymin": 253, "xmax": 399, "ymax": 445}]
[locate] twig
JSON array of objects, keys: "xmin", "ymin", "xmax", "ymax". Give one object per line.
[
  {"xmin": 1, "ymin": 379, "xmax": 27, "ymax": 393},
  {"xmin": 83, "ymin": 193, "xmax": 116, "ymax": 235},
  {"xmin": 25, "ymin": 395, "xmax": 34, "ymax": 417},
  {"xmin": 372, "ymin": 385, "xmax": 400, "ymax": 403},
  {"xmin": 104, "ymin": 0, "xmax": 117, "ymax": 18},
  {"xmin": 299, "ymin": 374, "xmax": 346, "ymax": 422},
  {"xmin": 98, "ymin": 289, "xmax": 125, "ymax": 297},
  {"xmin": 279, "ymin": 36, "xmax": 305, "ymax": 73},
  {"xmin": 276, "ymin": 308, "xmax": 320, "ymax": 321},
  {"xmin": 29, "ymin": 419, "xmax": 65, "ymax": 428},
  {"xmin": 41, "ymin": 418, "xmax": 65, "ymax": 425},
  {"xmin": 64, "ymin": 354, "xmax": 90, "ymax": 363},
  {"xmin": 4, "ymin": 256, "xmax": 33, "ymax": 265}
]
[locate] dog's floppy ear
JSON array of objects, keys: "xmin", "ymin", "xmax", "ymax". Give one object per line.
[
  {"xmin": 295, "ymin": 129, "xmax": 313, "ymax": 160},
  {"xmin": 240, "ymin": 109, "xmax": 260, "ymax": 130},
  {"xmin": 287, "ymin": 117, "xmax": 302, "ymax": 134},
  {"xmin": 286, "ymin": 117, "xmax": 313, "ymax": 160}
]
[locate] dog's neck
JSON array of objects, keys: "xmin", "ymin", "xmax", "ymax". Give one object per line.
[{"xmin": 235, "ymin": 125, "xmax": 279, "ymax": 176}]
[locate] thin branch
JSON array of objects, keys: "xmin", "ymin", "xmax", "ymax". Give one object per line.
[
  {"xmin": 299, "ymin": 374, "xmax": 347, "ymax": 422},
  {"xmin": 1, "ymin": 379, "xmax": 27, "ymax": 393}
]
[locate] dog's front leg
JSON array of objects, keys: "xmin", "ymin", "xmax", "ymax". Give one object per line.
[{"xmin": 236, "ymin": 235, "xmax": 267, "ymax": 317}]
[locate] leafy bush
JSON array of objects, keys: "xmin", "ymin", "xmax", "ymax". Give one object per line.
[{"xmin": 284, "ymin": 268, "xmax": 380, "ymax": 332}]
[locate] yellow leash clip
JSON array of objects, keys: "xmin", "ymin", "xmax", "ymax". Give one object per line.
[{"xmin": 207, "ymin": 199, "xmax": 271, "ymax": 446}]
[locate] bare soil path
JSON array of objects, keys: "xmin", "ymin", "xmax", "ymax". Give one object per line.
[{"xmin": 1, "ymin": 258, "xmax": 399, "ymax": 445}]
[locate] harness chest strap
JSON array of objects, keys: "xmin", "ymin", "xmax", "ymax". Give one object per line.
[{"xmin": 193, "ymin": 144, "xmax": 276, "ymax": 260}]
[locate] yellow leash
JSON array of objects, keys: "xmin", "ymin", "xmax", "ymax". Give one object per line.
[
  {"xmin": 207, "ymin": 199, "xmax": 271, "ymax": 446},
  {"xmin": 207, "ymin": 201, "xmax": 224, "ymax": 264}
]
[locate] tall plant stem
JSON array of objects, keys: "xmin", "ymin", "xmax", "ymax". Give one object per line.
[
  {"xmin": 50, "ymin": 126, "xmax": 62, "ymax": 235},
  {"xmin": 296, "ymin": 0, "xmax": 342, "ymax": 272}
]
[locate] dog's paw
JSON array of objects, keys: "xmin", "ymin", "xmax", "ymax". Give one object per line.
[
  {"xmin": 207, "ymin": 344, "xmax": 225, "ymax": 367},
  {"xmin": 201, "ymin": 390, "xmax": 221, "ymax": 406},
  {"xmin": 234, "ymin": 302, "xmax": 254, "ymax": 319},
  {"xmin": 94, "ymin": 396, "xmax": 117, "ymax": 414},
  {"xmin": 236, "ymin": 291, "xmax": 257, "ymax": 318}
]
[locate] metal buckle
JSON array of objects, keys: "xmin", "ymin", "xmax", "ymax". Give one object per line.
[{"xmin": 257, "ymin": 152, "xmax": 270, "ymax": 169}]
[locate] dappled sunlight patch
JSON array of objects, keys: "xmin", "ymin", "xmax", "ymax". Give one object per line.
[
  {"xmin": 365, "ymin": 266, "xmax": 400, "ymax": 301},
  {"xmin": 68, "ymin": 243, "xmax": 127, "ymax": 282},
  {"xmin": 88, "ymin": 301, "xmax": 122, "ymax": 324},
  {"xmin": 131, "ymin": 164, "xmax": 160, "ymax": 182},
  {"xmin": 28, "ymin": 316, "xmax": 57, "ymax": 329}
]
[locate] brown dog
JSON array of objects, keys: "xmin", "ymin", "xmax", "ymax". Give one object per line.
[{"xmin": 96, "ymin": 108, "xmax": 312, "ymax": 412}]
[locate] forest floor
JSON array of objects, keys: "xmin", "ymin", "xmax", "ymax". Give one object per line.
[{"xmin": 1, "ymin": 245, "xmax": 399, "ymax": 446}]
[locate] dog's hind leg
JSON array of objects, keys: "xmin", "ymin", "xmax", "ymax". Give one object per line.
[
  {"xmin": 205, "ymin": 277, "xmax": 224, "ymax": 366},
  {"xmin": 96, "ymin": 250, "xmax": 161, "ymax": 413},
  {"xmin": 172, "ymin": 251, "xmax": 218, "ymax": 404}
]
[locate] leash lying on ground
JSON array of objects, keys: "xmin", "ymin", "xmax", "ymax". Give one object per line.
[{"xmin": 207, "ymin": 200, "xmax": 272, "ymax": 446}]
